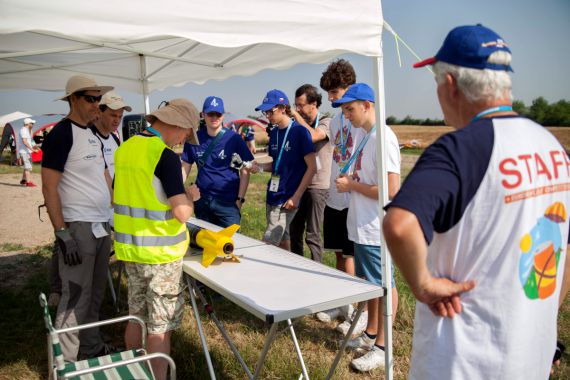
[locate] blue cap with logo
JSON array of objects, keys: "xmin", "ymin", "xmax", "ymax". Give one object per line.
[
  {"xmin": 255, "ymin": 89, "xmax": 289, "ymax": 111},
  {"xmin": 414, "ymin": 24, "xmax": 513, "ymax": 72},
  {"xmin": 203, "ymin": 96, "xmax": 225, "ymax": 114},
  {"xmin": 331, "ymin": 83, "xmax": 375, "ymax": 108}
]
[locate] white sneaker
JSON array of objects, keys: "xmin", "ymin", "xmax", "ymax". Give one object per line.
[
  {"xmin": 315, "ymin": 308, "xmax": 340, "ymax": 323},
  {"xmin": 339, "ymin": 303, "xmax": 355, "ymax": 321},
  {"xmin": 345, "ymin": 331, "xmax": 375, "ymax": 352},
  {"xmin": 336, "ymin": 310, "xmax": 368, "ymax": 336},
  {"xmin": 351, "ymin": 345, "xmax": 385, "ymax": 372}
]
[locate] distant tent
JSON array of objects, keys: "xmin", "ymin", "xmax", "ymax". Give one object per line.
[{"xmin": 0, "ymin": 111, "xmax": 31, "ymax": 129}]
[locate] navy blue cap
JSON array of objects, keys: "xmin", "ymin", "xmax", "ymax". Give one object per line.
[
  {"xmin": 255, "ymin": 89, "xmax": 289, "ymax": 111},
  {"xmin": 203, "ymin": 96, "xmax": 225, "ymax": 114},
  {"xmin": 331, "ymin": 83, "xmax": 375, "ymax": 108},
  {"xmin": 414, "ymin": 24, "xmax": 513, "ymax": 71}
]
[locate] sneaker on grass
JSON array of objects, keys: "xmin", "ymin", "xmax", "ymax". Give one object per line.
[
  {"xmin": 315, "ymin": 308, "xmax": 341, "ymax": 323},
  {"xmin": 336, "ymin": 310, "xmax": 368, "ymax": 336},
  {"xmin": 345, "ymin": 331, "xmax": 375, "ymax": 352},
  {"xmin": 351, "ymin": 345, "xmax": 385, "ymax": 372}
]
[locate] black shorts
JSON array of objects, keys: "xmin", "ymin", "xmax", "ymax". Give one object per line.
[{"xmin": 323, "ymin": 206, "xmax": 354, "ymax": 256}]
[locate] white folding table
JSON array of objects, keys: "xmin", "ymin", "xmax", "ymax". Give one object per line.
[{"xmin": 182, "ymin": 218, "xmax": 384, "ymax": 379}]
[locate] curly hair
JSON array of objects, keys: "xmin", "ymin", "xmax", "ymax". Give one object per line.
[{"xmin": 320, "ymin": 59, "xmax": 356, "ymax": 91}]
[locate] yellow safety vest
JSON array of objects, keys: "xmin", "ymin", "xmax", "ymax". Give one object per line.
[{"xmin": 113, "ymin": 135, "xmax": 188, "ymax": 264}]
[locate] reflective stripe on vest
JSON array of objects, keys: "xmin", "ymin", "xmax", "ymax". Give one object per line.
[
  {"xmin": 114, "ymin": 203, "xmax": 173, "ymax": 221},
  {"xmin": 115, "ymin": 231, "xmax": 187, "ymax": 246}
]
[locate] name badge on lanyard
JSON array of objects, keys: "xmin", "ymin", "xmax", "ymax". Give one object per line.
[{"xmin": 269, "ymin": 175, "xmax": 280, "ymax": 192}]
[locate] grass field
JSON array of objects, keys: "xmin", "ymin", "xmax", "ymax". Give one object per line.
[{"xmin": 0, "ymin": 125, "xmax": 569, "ymax": 379}]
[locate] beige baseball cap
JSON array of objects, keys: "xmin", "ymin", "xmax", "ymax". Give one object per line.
[
  {"xmin": 100, "ymin": 91, "xmax": 132, "ymax": 112},
  {"xmin": 58, "ymin": 75, "xmax": 113, "ymax": 100},
  {"xmin": 23, "ymin": 118, "xmax": 36, "ymax": 125},
  {"xmin": 145, "ymin": 99, "xmax": 200, "ymax": 144}
]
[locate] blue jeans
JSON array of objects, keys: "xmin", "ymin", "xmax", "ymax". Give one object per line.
[{"xmin": 194, "ymin": 195, "xmax": 241, "ymax": 227}]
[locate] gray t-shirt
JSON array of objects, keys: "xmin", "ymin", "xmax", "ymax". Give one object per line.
[{"xmin": 310, "ymin": 116, "xmax": 333, "ymax": 189}]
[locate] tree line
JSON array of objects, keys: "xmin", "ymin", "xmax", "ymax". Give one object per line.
[{"xmin": 387, "ymin": 97, "xmax": 570, "ymax": 127}]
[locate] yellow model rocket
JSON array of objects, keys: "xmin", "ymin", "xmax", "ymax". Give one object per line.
[{"xmin": 187, "ymin": 223, "xmax": 241, "ymax": 267}]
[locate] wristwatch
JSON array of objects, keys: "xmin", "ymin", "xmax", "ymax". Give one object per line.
[{"xmin": 237, "ymin": 197, "xmax": 246, "ymax": 203}]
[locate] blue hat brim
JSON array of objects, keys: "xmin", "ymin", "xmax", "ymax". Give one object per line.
[
  {"xmin": 203, "ymin": 105, "xmax": 225, "ymax": 114},
  {"xmin": 332, "ymin": 96, "xmax": 358, "ymax": 108},
  {"xmin": 255, "ymin": 103, "xmax": 276, "ymax": 112}
]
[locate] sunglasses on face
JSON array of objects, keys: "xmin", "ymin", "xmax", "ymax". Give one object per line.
[
  {"xmin": 262, "ymin": 107, "xmax": 278, "ymax": 117},
  {"xmin": 78, "ymin": 94, "xmax": 103, "ymax": 104},
  {"xmin": 206, "ymin": 112, "xmax": 223, "ymax": 118}
]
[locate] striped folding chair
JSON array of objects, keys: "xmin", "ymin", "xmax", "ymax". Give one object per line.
[{"xmin": 39, "ymin": 293, "xmax": 176, "ymax": 380}]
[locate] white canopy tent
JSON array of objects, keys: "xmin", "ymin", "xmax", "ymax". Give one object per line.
[
  {"xmin": 0, "ymin": 111, "xmax": 31, "ymax": 129},
  {"xmin": 0, "ymin": 1, "xmax": 395, "ymax": 378}
]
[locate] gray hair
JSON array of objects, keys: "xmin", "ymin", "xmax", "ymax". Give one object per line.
[{"xmin": 433, "ymin": 50, "xmax": 513, "ymax": 103}]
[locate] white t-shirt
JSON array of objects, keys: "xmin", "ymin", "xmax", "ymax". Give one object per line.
[
  {"xmin": 347, "ymin": 125, "xmax": 400, "ymax": 246},
  {"xmin": 326, "ymin": 112, "xmax": 364, "ymax": 210},
  {"xmin": 41, "ymin": 119, "xmax": 111, "ymax": 223},
  {"xmin": 95, "ymin": 130, "xmax": 120, "ymax": 179},
  {"xmin": 388, "ymin": 116, "xmax": 570, "ymax": 379},
  {"xmin": 19, "ymin": 126, "xmax": 33, "ymax": 154}
]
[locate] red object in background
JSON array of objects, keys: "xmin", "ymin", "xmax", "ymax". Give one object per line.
[{"xmin": 31, "ymin": 149, "xmax": 43, "ymax": 162}]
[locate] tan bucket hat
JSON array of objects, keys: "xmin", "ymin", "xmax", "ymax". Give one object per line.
[
  {"xmin": 145, "ymin": 99, "xmax": 200, "ymax": 144},
  {"xmin": 58, "ymin": 75, "xmax": 113, "ymax": 100},
  {"xmin": 100, "ymin": 90, "xmax": 132, "ymax": 112}
]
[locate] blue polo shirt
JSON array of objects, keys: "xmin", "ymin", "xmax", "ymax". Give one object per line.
[
  {"xmin": 266, "ymin": 122, "xmax": 314, "ymax": 205},
  {"xmin": 182, "ymin": 128, "xmax": 254, "ymax": 202}
]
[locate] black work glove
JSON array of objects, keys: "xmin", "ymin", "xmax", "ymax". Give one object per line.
[{"xmin": 55, "ymin": 229, "xmax": 81, "ymax": 266}]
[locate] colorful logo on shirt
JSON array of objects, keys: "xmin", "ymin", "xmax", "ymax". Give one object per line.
[
  {"xmin": 518, "ymin": 202, "xmax": 567, "ymax": 300},
  {"xmin": 350, "ymin": 149, "xmax": 364, "ymax": 183},
  {"xmin": 333, "ymin": 126, "xmax": 353, "ymax": 164}
]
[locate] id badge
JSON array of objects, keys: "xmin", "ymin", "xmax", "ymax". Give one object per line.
[
  {"xmin": 269, "ymin": 175, "xmax": 280, "ymax": 192},
  {"xmin": 91, "ymin": 222, "xmax": 109, "ymax": 238}
]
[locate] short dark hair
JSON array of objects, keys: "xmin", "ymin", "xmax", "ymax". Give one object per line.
[
  {"xmin": 320, "ymin": 59, "xmax": 356, "ymax": 91},
  {"xmin": 99, "ymin": 104, "xmax": 108, "ymax": 112},
  {"xmin": 295, "ymin": 84, "xmax": 322, "ymax": 108}
]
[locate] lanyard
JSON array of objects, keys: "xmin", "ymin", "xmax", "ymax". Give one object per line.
[
  {"xmin": 312, "ymin": 112, "xmax": 320, "ymax": 128},
  {"xmin": 273, "ymin": 120, "xmax": 293, "ymax": 174},
  {"xmin": 197, "ymin": 128, "xmax": 226, "ymax": 167},
  {"xmin": 146, "ymin": 126, "xmax": 162, "ymax": 142},
  {"xmin": 340, "ymin": 125, "xmax": 376, "ymax": 175},
  {"xmin": 471, "ymin": 105, "xmax": 513, "ymax": 123},
  {"xmin": 339, "ymin": 113, "xmax": 352, "ymax": 157}
]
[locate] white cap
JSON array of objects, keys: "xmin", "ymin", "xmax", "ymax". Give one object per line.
[
  {"xmin": 24, "ymin": 118, "xmax": 36, "ymax": 125},
  {"xmin": 100, "ymin": 91, "xmax": 132, "ymax": 112}
]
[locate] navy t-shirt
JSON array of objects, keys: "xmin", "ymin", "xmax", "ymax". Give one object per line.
[
  {"xmin": 182, "ymin": 128, "xmax": 254, "ymax": 202},
  {"xmin": 266, "ymin": 122, "xmax": 314, "ymax": 205}
]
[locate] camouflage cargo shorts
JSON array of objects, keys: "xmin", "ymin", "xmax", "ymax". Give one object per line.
[{"xmin": 124, "ymin": 259, "xmax": 186, "ymax": 334}]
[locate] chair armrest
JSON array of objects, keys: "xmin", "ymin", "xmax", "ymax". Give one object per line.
[{"xmin": 55, "ymin": 315, "xmax": 148, "ymax": 348}]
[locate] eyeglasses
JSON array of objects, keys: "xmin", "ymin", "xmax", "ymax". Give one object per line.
[
  {"xmin": 158, "ymin": 100, "xmax": 170, "ymax": 109},
  {"xmin": 78, "ymin": 94, "xmax": 102, "ymax": 104},
  {"xmin": 262, "ymin": 107, "xmax": 278, "ymax": 117}
]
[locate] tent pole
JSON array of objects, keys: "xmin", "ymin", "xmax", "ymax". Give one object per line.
[
  {"xmin": 139, "ymin": 54, "xmax": 150, "ymax": 114},
  {"xmin": 373, "ymin": 50, "xmax": 394, "ymax": 379}
]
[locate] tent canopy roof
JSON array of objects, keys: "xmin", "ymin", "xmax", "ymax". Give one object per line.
[{"xmin": 0, "ymin": 0, "xmax": 383, "ymax": 94}]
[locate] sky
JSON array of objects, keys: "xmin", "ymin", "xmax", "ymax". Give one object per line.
[{"xmin": 0, "ymin": 0, "xmax": 569, "ymax": 121}]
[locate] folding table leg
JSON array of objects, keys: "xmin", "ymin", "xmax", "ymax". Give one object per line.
[
  {"xmin": 253, "ymin": 323, "xmax": 279, "ymax": 379},
  {"xmin": 187, "ymin": 276, "xmax": 254, "ymax": 379},
  {"xmin": 325, "ymin": 302, "xmax": 366, "ymax": 380},
  {"xmin": 185, "ymin": 275, "xmax": 217, "ymax": 380},
  {"xmin": 286, "ymin": 319, "xmax": 310, "ymax": 380}
]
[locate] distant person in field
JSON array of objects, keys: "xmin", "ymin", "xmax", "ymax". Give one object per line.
[
  {"xmin": 19, "ymin": 117, "xmax": 40, "ymax": 187},
  {"xmin": 253, "ymin": 89, "xmax": 316, "ymax": 250},
  {"xmin": 383, "ymin": 24, "xmax": 570, "ymax": 379}
]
